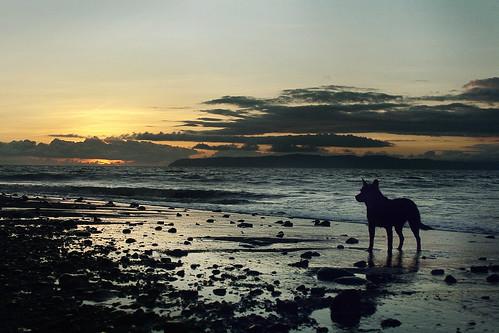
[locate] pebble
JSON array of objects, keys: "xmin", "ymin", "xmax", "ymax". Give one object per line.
[
  {"xmin": 317, "ymin": 267, "xmax": 353, "ymax": 281},
  {"xmin": 431, "ymin": 269, "xmax": 445, "ymax": 275},
  {"xmin": 381, "ymin": 318, "xmax": 402, "ymax": 328},
  {"xmin": 345, "ymin": 237, "xmax": 359, "ymax": 244},
  {"xmin": 486, "ymin": 274, "xmax": 499, "ymax": 283},
  {"xmin": 213, "ymin": 288, "xmax": 227, "ymax": 296},
  {"xmin": 353, "ymin": 260, "xmax": 367, "ymax": 268},
  {"xmin": 444, "ymin": 275, "xmax": 457, "ymax": 284}
]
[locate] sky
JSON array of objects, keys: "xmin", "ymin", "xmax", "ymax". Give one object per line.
[{"xmin": 0, "ymin": 0, "xmax": 498, "ymax": 165}]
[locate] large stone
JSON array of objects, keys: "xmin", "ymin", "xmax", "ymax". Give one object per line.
[
  {"xmin": 330, "ymin": 290, "xmax": 376, "ymax": 327},
  {"xmin": 317, "ymin": 267, "xmax": 354, "ymax": 281},
  {"xmin": 334, "ymin": 276, "xmax": 367, "ymax": 285}
]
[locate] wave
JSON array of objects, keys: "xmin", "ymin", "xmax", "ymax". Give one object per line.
[
  {"xmin": 0, "ymin": 184, "xmax": 275, "ymax": 204},
  {"xmin": 0, "ymin": 173, "xmax": 81, "ymax": 181}
]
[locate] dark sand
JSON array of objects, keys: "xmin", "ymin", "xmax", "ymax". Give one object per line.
[{"xmin": 1, "ymin": 193, "xmax": 498, "ymax": 332}]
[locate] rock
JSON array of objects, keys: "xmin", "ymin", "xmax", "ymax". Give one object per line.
[
  {"xmin": 330, "ymin": 290, "xmax": 376, "ymax": 327},
  {"xmin": 167, "ymin": 228, "xmax": 177, "ymax": 233},
  {"xmin": 82, "ymin": 239, "xmax": 92, "ymax": 246},
  {"xmin": 315, "ymin": 220, "xmax": 331, "ymax": 227},
  {"xmin": 296, "ymin": 284, "xmax": 308, "ymax": 293},
  {"xmin": 301, "ymin": 251, "xmax": 320, "ymax": 259},
  {"xmin": 381, "ymin": 318, "xmax": 402, "ymax": 328},
  {"xmin": 490, "ymin": 265, "xmax": 499, "ymax": 272},
  {"xmin": 311, "ymin": 287, "xmax": 326, "ymax": 297},
  {"xmin": 178, "ymin": 290, "xmax": 198, "ymax": 301},
  {"xmin": 176, "ymin": 213, "xmax": 182, "ymax": 217},
  {"xmin": 444, "ymin": 275, "xmax": 457, "ymax": 284},
  {"xmin": 137, "ymin": 206, "xmax": 146, "ymax": 211},
  {"xmin": 345, "ymin": 237, "xmax": 359, "ymax": 244},
  {"xmin": 485, "ymin": 235, "xmax": 495, "ymax": 239},
  {"xmin": 316, "ymin": 327, "xmax": 328, "ymax": 333},
  {"xmin": 74, "ymin": 230, "xmax": 91, "ymax": 237},
  {"xmin": 75, "ymin": 197, "xmax": 84, "ymax": 202},
  {"xmin": 125, "ymin": 238, "xmax": 136, "ymax": 244},
  {"xmin": 222, "ymin": 214, "xmax": 230, "ymax": 218},
  {"xmin": 122, "ymin": 229, "xmax": 131, "ymax": 234},
  {"xmin": 276, "ymin": 299, "xmax": 298, "ymax": 315},
  {"xmin": 276, "ymin": 231, "xmax": 284, "ymax": 238},
  {"xmin": 206, "ymin": 219, "xmax": 215, "ymax": 223},
  {"xmin": 317, "ymin": 267, "xmax": 354, "ymax": 281},
  {"xmin": 353, "ymin": 260, "xmax": 367, "ymax": 268},
  {"xmin": 155, "ymin": 226, "xmax": 162, "ymax": 231},
  {"xmin": 479, "ymin": 257, "xmax": 487, "ymax": 261},
  {"xmin": 470, "ymin": 266, "xmax": 489, "ymax": 273},
  {"xmin": 167, "ymin": 249, "xmax": 188, "ymax": 257},
  {"xmin": 431, "ymin": 269, "xmax": 445, "ymax": 275},
  {"xmin": 213, "ymin": 288, "xmax": 226, "ymax": 296},
  {"xmin": 58, "ymin": 273, "xmax": 89, "ymax": 290},
  {"xmin": 337, "ymin": 245, "xmax": 345, "ymax": 250},
  {"xmin": 334, "ymin": 276, "xmax": 367, "ymax": 285},
  {"xmin": 104, "ymin": 201, "xmax": 115, "ymax": 207},
  {"xmin": 486, "ymin": 274, "xmax": 499, "ymax": 283},
  {"xmin": 130, "ymin": 202, "xmax": 139, "ymax": 208},
  {"xmin": 237, "ymin": 222, "xmax": 253, "ymax": 228},
  {"xmin": 283, "ymin": 221, "xmax": 293, "ymax": 227},
  {"xmin": 289, "ymin": 260, "xmax": 309, "ymax": 268}
]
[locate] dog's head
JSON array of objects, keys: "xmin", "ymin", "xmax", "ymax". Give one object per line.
[{"xmin": 355, "ymin": 179, "xmax": 380, "ymax": 202}]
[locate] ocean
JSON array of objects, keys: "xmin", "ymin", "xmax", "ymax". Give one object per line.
[{"xmin": 1, "ymin": 165, "xmax": 498, "ymax": 234}]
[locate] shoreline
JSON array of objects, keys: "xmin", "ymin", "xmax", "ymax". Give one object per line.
[
  {"xmin": 1, "ymin": 193, "xmax": 499, "ymax": 332},
  {"xmin": 2, "ymin": 190, "xmax": 496, "ymax": 237}
]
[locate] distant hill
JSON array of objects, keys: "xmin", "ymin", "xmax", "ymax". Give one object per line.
[{"xmin": 170, "ymin": 154, "xmax": 499, "ymax": 170}]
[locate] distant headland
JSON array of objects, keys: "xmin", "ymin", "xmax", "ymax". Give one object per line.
[{"xmin": 170, "ymin": 154, "xmax": 499, "ymax": 170}]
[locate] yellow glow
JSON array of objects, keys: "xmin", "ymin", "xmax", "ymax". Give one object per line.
[{"xmin": 55, "ymin": 158, "xmax": 128, "ymax": 165}]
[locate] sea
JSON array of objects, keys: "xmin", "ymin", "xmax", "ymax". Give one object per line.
[{"xmin": 1, "ymin": 165, "xmax": 498, "ymax": 234}]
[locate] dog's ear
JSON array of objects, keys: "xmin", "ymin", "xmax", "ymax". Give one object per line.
[
  {"xmin": 362, "ymin": 178, "xmax": 367, "ymax": 186},
  {"xmin": 373, "ymin": 179, "xmax": 379, "ymax": 187}
]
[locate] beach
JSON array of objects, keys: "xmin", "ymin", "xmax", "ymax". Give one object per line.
[{"xmin": 1, "ymin": 193, "xmax": 498, "ymax": 332}]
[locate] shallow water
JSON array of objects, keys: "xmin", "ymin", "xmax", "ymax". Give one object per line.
[{"xmin": 0, "ymin": 165, "xmax": 498, "ymax": 234}]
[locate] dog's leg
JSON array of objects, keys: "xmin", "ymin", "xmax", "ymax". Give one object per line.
[
  {"xmin": 395, "ymin": 225, "xmax": 404, "ymax": 251},
  {"xmin": 367, "ymin": 223, "xmax": 375, "ymax": 252},
  {"xmin": 385, "ymin": 226, "xmax": 393, "ymax": 253},
  {"xmin": 410, "ymin": 224, "xmax": 422, "ymax": 252}
]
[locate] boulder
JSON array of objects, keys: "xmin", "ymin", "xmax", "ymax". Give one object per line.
[{"xmin": 317, "ymin": 267, "xmax": 354, "ymax": 281}]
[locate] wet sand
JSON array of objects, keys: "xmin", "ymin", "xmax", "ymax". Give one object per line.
[{"xmin": 1, "ymin": 193, "xmax": 498, "ymax": 332}]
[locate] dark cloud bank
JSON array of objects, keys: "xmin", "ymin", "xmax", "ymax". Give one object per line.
[
  {"xmin": 178, "ymin": 78, "xmax": 499, "ymax": 137},
  {"xmin": 128, "ymin": 77, "xmax": 499, "ymax": 141},
  {"xmin": 0, "ymin": 138, "xmax": 195, "ymax": 165}
]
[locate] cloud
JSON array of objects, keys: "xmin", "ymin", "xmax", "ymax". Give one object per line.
[
  {"xmin": 422, "ymin": 77, "xmax": 499, "ymax": 103},
  {"xmin": 460, "ymin": 77, "xmax": 499, "ymax": 102},
  {"xmin": 268, "ymin": 143, "xmax": 326, "ymax": 153},
  {"xmin": 418, "ymin": 142, "xmax": 499, "ymax": 162},
  {"xmin": 193, "ymin": 143, "xmax": 258, "ymax": 151},
  {"xmin": 48, "ymin": 133, "xmax": 86, "ymax": 138},
  {"xmin": 128, "ymin": 132, "xmax": 391, "ymax": 148},
  {"xmin": 0, "ymin": 138, "xmax": 195, "ymax": 165},
  {"xmin": 179, "ymin": 78, "xmax": 499, "ymax": 137}
]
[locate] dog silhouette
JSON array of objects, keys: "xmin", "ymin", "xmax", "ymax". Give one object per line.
[{"xmin": 356, "ymin": 179, "xmax": 432, "ymax": 253}]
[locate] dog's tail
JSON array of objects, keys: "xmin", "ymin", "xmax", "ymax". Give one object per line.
[{"xmin": 419, "ymin": 222, "xmax": 433, "ymax": 231}]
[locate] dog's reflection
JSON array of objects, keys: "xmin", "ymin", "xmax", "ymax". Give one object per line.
[{"xmin": 367, "ymin": 251, "xmax": 421, "ymax": 272}]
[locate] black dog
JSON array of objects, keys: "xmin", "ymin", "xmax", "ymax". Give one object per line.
[{"xmin": 355, "ymin": 179, "xmax": 432, "ymax": 253}]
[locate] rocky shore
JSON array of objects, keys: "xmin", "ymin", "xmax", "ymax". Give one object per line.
[{"xmin": 1, "ymin": 193, "xmax": 498, "ymax": 332}]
